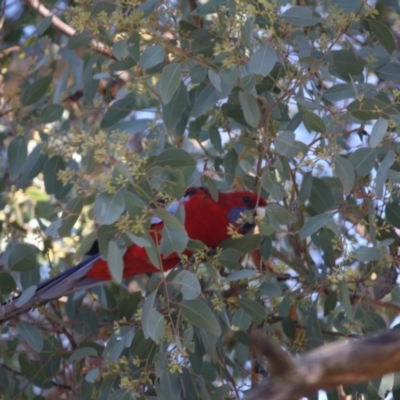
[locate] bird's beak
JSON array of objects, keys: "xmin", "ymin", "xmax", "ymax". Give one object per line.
[{"xmin": 255, "ymin": 206, "xmax": 266, "ymax": 220}]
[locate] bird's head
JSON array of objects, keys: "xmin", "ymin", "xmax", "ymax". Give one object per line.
[{"xmin": 218, "ymin": 190, "xmax": 267, "ymax": 234}]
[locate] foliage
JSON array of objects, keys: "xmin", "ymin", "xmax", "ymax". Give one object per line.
[{"xmin": 1, "ymin": 0, "xmax": 400, "ymax": 398}]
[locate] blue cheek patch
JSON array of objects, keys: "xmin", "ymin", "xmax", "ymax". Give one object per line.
[{"xmin": 228, "ymin": 207, "xmax": 248, "ymax": 224}]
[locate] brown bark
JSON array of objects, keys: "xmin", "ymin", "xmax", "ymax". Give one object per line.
[{"xmin": 248, "ymin": 329, "xmax": 400, "ymax": 400}]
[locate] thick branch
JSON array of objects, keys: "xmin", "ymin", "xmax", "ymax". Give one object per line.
[{"xmin": 248, "ymin": 329, "xmax": 400, "ymax": 400}]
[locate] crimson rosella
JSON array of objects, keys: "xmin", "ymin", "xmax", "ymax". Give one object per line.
[{"xmin": 0, "ymin": 187, "xmax": 266, "ymax": 322}]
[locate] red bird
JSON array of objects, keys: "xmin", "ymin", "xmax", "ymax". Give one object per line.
[{"xmin": 0, "ymin": 187, "xmax": 266, "ymax": 322}]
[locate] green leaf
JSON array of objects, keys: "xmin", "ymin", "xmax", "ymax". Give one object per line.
[
  {"xmin": 70, "ymin": 347, "xmax": 98, "ymax": 361},
  {"xmin": 58, "ymin": 197, "xmax": 84, "ymax": 238},
  {"xmin": 309, "ymin": 178, "xmax": 335, "ymax": 213},
  {"xmin": 83, "ymin": 55, "xmax": 99, "ymax": 102},
  {"xmin": 141, "ymin": 290, "xmax": 156, "ymax": 334},
  {"xmin": 94, "ymin": 191, "xmax": 126, "ymax": 225},
  {"xmin": 217, "ymin": 248, "xmax": 242, "ymax": 269},
  {"xmin": 39, "ymin": 336, "xmax": 62, "ymax": 379},
  {"xmin": 161, "ymin": 63, "xmax": 182, "ymax": 104},
  {"xmin": 159, "ymin": 224, "xmax": 189, "ymax": 256},
  {"xmin": 119, "ymin": 292, "xmax": 142, "ymax": 320},
  {"xmin": 159, "ymin": 372, "xmax": 181, "ymax": 400},
  {"xmin": 225, "ymin": 270, "xmax": 257, "ymax": 282},
  {"xmin": 191, "ymin": 0, "xmax": 225, "ymax": 15},
  {"xmin": 141, "ymin": 290, "xmax": 166, "ymax": 343},
  {"xmin": 43, "ymin": 156, "xmax": 66, "ymax": 196},
  {"xmin": 15, "ymin": 285, "xmax": 37, "ymax": 307},
  {"xmin": 20, "ymin": 144, "xmax": 48, "ymax": 182},
  {"xmin": 8, "ymin": 243, "xmax": 38, "ymax": 271},
  {"xmin": 154, "ymin": 148, "xmax": 196, "ymax": 174},
  {"xmin": 107, "ymin": 240, "xmax": 124, "ymax": 283},
  {"xmin": 375, "ymin": 150, "xmax": 395, "ymax": 199},
  {"xmin": 67, "ymin": 32, "xmax": 93, "ymax": 49},
  {"xmin": 238, "ymin": 299, "xmax": 265, "ymax": 323},
  {"xmin": 139, "ymin": 45, "xmax": 164, "ymax": 69},
  {"xmin": 8, "ymin": 136, "xmax": 27, "ymax": 180},
  {"xmin": 259, "ymin": 281, "xmax": 281, "ymax": 297},
  {"xmin": 35, "ymin": 15, "xmax": 53, "ymax": 35},
  {"xmin": 75, "ymin": 231, "xmax": 96, "ymax": 259},
  {"xmin": 21, "ymin": 75, "xmax": 52, "ymax": 106},
  {"xmin": 0, "ymin": 272, "xmax": 16, "ymax": 295},
  {"xmin": 208, "ymin": 69, "xmax": 222, "ymax": 92},
  {"xmin": 224, "ymin": 149, "xmax": 238, "ymax": 186},
  {"xmin": 249, "ymin": 44, "xmax": 276, "ymax": 77},
  {"xmin": 162, "ymin": 82, "xmax": 189, "ymax": 130},
  {"xmin": 100, "ymin": 95, "xmax": 137, "ymax": 129},
  {"xmin": 220, "ymin": 67, "xmax": 239, "ymax": 96},
  {"xmin": 102, "ymin": 334, "xmax": 124, "ymax": 362},
  {"xmin": 299, "ymin": 172, "xmax": 313, "ymax": 203},
  {"xmin": 278, "ymin": 302, "xmax": 294, "ymax": 329},
  {"xmin": 126, "ymin": 232, "xmax": 151, "ymax": 248},
  {"xmin": 85, "ymin": 371, "xmax": 98, "ymax": 387},
  {"xmin": 282, "ymin": 6, "xmax": 324, "ymax": 27},
  {"xmin": 305, "ymin": 304, "xmax": 323, "ymax": 348},
  {"xmin": 332, "ymin": 50, "xmax": 365, "ymax": 79},
  {"xmin": 209, "ymin": 126, "xmax": 223, "ymax": 152},
  {"xmin": 355, "ymin": 247, "xmax": 383, "ymax": 262},
  {"xmin": 232, "ymin": 309, "xmax": 251, "ymax": 330},
  {"xmin": 127, "ymin": 33, "xmax": 141, "ymax": 61},
  {"xmin": 240, "ymin": 159, "xmax": 256, "ymax": 176},
  {"xmin": 282, "ymin": 317, "xmax": 296, "ymax": 339},
  {"xmin": 386, "ymin": 203, "xmax": 400, "ymax": 228},
  {"xmin": 339, "ymin": 279, "xmax": 353, "ymax": 320},
  {"xmin": 112, "ymin": 39, "xmax": 128, "ymax": 60},
  {"xmin": 173, "ymin": 271, "xmax": 201, "ymax": 300},
  {"xmin": 144, "ymin": 309, "xmax": 165, "ymax": 343},
  {"xmin": 114, "ymin": 158, "xmax": 134, "ymax": 185},
  {"xmin": 302, "ymin": 111, "xmax": 326, "ymax": 134},
  {"xmin": 275, "ymin": 131, "xmax": 306, "ymax": 158},
  {"xmin": 18, "ymin": 321, "xmax": 43, "ymax": 352},
  {"xmin": 192, "ymin": 32, "xmax": 214, "ymax": 57},
  {"xmin": 238, "ymin": 91, "xmax": 260, "ymax": 127},
  {"xmin": 323, "ymin": 83, "xmax": 363, "ymax": 102},
  {"xmin": 299, "ymin": 213, "xmax": 334, "ymax": 239},
  {"xmin": 349, "ymin": 147, "xmax": 376, "ymax": 176},
  {"xmin": 180, "ymin": 299, "xmax": 221, "ymax": 336},
  {"xmin": 334, "ymin": 156, "xmax": 355, "ymax": 193},
  {"xmin": 347, "ymin": 97, "xmax": 397, "ymax": 121},
  {"xmin": 378, "ymin": 62, "xmax": 400, "ymax": 81},
  {"xmin": 319, "ymin": 228, "xmax": 338, "ymax": 265},
  {"xmin": 144, "ymin": 234, "xmax": 162, "ymax": 270},
  {"xmin": 266, "ymin": 204, "xmax": 298, "ymax": 224},
  {"xmin": 190, "ymin": 64, "xmax": 207, "ymax": 84},
  {"xmin": 41, "ymin": 104, "xmax": 64, "ymax": 123},
  {"xmin": 369, "ymin": 118, "xmax": 388, "ymax": 148},
  {"xmin": 242, "ymin": 17, "xmax": 254, "ymax": 50},
  {"xmin": 97, "ymin": 224, "xmax": 119, "ymax": 258},
  {"xmin": 262, "ymin": 170, "xmax": 285, "ymax": 200},
  {"xmin": 324, "ymin": 292, "xmax": 337, "ymax": 316},
  {"xmin": 26, "ymin": 186, "xmax": 50, "ymax": 202},
  {"xmin": 368, "ymin": 19, "xmax": 396, "ymax": 54},
  {"xmin": 295, "ymin": 35, "xmax": 311, "ymax": 58},
  {"xmin": 220, "ymin": 234, "xmax": 261, "ymax": 255},
  {"xmin": 138, "ymin": 0, "xmax": 162, "ymax": 17},
  {"xmin": 192, "ymin": 84, "xmax": 218, "ymax": 118}
]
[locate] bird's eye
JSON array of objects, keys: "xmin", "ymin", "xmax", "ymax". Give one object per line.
[{"xmin": 242, "ymin": 196, "xmax": 251, "ymax": 204}]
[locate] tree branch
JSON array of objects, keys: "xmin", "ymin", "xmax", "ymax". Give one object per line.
[
  {"xmin": 248, "ymin": 329, "xmax": 400, "ymax": 400},
  {"xmin": 26, "ymin": 0, "xmax": 116, "ymax": 60}
]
